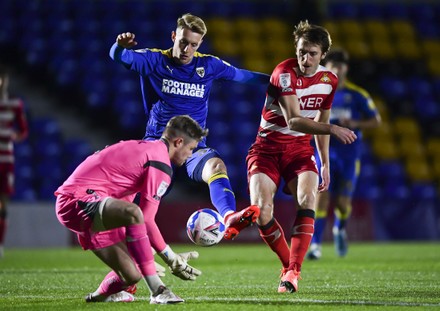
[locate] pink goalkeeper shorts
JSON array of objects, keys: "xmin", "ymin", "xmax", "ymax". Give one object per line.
[{"xmin": 55, "ymin": 193, "xmax": 125, "ymax": 250}]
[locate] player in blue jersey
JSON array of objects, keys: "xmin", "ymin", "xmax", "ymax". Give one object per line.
[
  {"xmin": 109, "ymin": 13, "xmax": 269, "ymax": 240},
  {"xmin": 307, "ymin": 48, "xmax": 381, "ymax": 260}
]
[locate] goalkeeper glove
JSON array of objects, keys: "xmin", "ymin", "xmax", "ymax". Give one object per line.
[{"xmin": 158, "ymin": 245, "xmax": 202, "ymax": 281}]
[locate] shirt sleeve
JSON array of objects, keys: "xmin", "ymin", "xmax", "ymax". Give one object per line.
[
  {"xmin": 232, "ymin": 68, "xmax": 270, "ymax": 84},
  {"xmin": 271, "ymin": 64, "xmax": 297, "ymax": 97},
  {"xmin": 109, "ymin": 42, "xmax": 133, "ymax": 65},
  {"xmin": 138, "ymin": 160, "xmax": 172, "ymax": 252},
  {"xmin": 141, "ymin": 195, "xmax": 167, "ymax": 252},
  {"xmin": 109, "ymin": 43, "xmax": 154, "ymax": 76}
]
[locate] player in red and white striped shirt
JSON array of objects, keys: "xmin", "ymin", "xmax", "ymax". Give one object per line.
[
  {"xmin": 246, "ymin": 21, "xmax": 357, "ymax": 293},
  {"xmin": 0, "ymin": 66, "xmax": 28, "ymax": 258}
]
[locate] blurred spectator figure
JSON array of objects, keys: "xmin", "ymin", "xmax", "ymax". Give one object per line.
[
  {"xmin": 0, "ymin": 66, "xmax": 29, "ymax": 258},
  {"xmin": 307, "ymin": 48, "xmax": 381, "ymax": 260}
]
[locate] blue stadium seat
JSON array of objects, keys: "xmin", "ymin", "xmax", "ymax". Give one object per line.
[
  {"xmin": 377, "ymin": 160, "xmax": 406, "ymax": 181},
  {"xmin": 358, "ymin": 2, "xmax": 383, "ymax": 19},
  {"xmin": 411, "ymin": 182, "xmax": 438, "ymax": 202},
  {"xmin": 383, "ymin": 2, "xmax": 410, "ymax": 19},
  {"xmin": 379, "ymin": 76, "xmax": 407, "ymax": 102},
  {"xmin": 327, "ymin": 1, "xmax": 359, "ymax": 19},
  {"xmin": 405, "ymin": 77, "xmax": 434, "ymax": 99},
  {"xmin": 31, "ymin": 118, "xmax": 62, "ymax": 141}
]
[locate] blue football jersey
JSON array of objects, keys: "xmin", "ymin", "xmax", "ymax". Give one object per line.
[
  {"xmin": 329, "ymin": 81, "xmax": 379, "ymax": 158},
  {"xmin": 110, "ymin": 44, "xmax": 269, "ymax": 147}
]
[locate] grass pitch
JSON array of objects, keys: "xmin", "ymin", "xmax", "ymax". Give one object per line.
[{"xmin": 0, "ymin": 242, "xmax": 439, "ymax": 310}]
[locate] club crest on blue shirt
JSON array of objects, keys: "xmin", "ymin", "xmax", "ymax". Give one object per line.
[{"xmin": 196, "ymin": 67, "xmax": 205, "ymax": 78}]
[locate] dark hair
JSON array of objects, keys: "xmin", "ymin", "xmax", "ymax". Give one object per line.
[
  {"xmin": 293, "ymin": 20, "xmax": 332, "ymax": 54},
  {"xmin": 323, "ymin": 48, "xmax": 349, "ymax": 65},
  {"xmin": 164, "ymin": 115, "xmax": 208, "ymax": 142}
]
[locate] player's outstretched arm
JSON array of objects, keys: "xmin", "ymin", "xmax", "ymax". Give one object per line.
[
  {"xmin": 233, "ymin": 68, "xmax": 270, "ymax": 84},
  {"xmin": 109, "ymin": 32, "xmax": 138, "ymax": 64}
]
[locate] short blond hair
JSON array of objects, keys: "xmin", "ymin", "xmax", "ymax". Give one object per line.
[{"xmin": 177, "ymin": 13, "xmax": 207, "ymax": 37}]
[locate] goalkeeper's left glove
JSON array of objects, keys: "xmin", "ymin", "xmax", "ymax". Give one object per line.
[{"xmin": 158, "ymin": 245, "xmax": 202, "ymax": 281}]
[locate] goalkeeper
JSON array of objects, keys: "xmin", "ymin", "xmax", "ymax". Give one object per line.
[{"xmin": 54, "ymin": 115, "xmax": 207, "ymax": 304}]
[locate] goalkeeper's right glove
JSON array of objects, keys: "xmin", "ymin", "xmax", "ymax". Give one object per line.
[{"xmin": 158, "ymin": 245, "xmax": 202, "ymax": 281}]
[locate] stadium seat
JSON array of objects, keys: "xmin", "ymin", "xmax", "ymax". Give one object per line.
[
  {"xmin": 337, "ymin": 19, "xmax": 364, "ymax": 39},
  {"xmin": 414, "ymin": 96, "xmax": 440, "ymax": 121},
  {"xmin": 364, "ymin": 20, "xmax": 389, "ymax": 41},
  {"xmin": 404, "ymin": 156, "xmax": 433, "ymax": 182},
  {"xmin": 322, "ymin": 20, "xmax": 340, "ymax": 43},
  {"xmin": 411, "ymin": 182, "xmax": 438, "ymax": 202},
  {"xmin": 327, "ymin": 2, "xmax": 359, "ymax": 19},
  {"xmin": 31, "ymin": 118, "xmax": 62, "ymax": 140},
  {"xmin": 426, "ymin": 137, "xmax": 440, "ymax": 159},
  {"xmin": 261, "ymin": 18, "xmax": 290, "ymax": 41},
  {"xmin": 388, "ymin": 20, "xmax": 416, "ymax": 41},
  {"xmin": 357, "ymin": 2, "xmax": 383, "ymax": 19},
  {"xmin": 234, "ymin": 18, "xmax": 261, "ymax": 40},
  {"xmin": 370, "ymin": 39, "xmax": 395, "ymax": 60},
  {"xmin": 207, "ymin": 18, "xmax": 234, "ymax": 40},
  {"xmin": 379, "ymin": 76, "xmax": 407, "ymax": 102},
  {"xmin": 391, "ymin": 117, "xmax": 421, "ymax": 141},
  {"xmin": 371, "ymin": 138, "xmax": 399, "ymax": 160},
  {"xmin": 377, "ymin": 160, "xmax": 406, "ymax": 181},
  {"xmin": 383, "ymin": 2, "xmax": 410, "ymax": 19},
  {"xmin": 397, "ymin": 139, "xmax": 425, "ymax": 159}
]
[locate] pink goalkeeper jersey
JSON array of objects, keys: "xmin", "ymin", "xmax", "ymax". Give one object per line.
[
  {"xmin": 257, "ymin": 58, "xmax": 338, "ymax": 144},
  {"xmin": 55, "ymin": 139, "xmax": 172, "ymax": 251}
]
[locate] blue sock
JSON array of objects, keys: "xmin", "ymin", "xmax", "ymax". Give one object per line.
[
  {"xmin": 311, "ymin": 212, "xmax": 327, "ymax": 244},
  {"xmin": 208, "ymin": 173, "xmax": 236, "ymax": 217},
  {"xmin": 334, "ymin": 217, "xmax": 347, "ymax": 231}
]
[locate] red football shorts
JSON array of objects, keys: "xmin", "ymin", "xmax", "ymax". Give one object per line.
[{"xmin": 246, "ymin": 138, "xmax": 318, "ymax": 194}]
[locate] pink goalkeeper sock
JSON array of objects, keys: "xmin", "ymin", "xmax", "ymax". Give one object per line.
[
  {"xmin": 126, "ymin": 224, "xmax": 156, "ymax": 276},
  {"xmin": 97, "ymin": 271, "xmax": 127, "ymax": 296}
]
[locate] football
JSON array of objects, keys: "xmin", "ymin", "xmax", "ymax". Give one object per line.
[{"xmin": 186, "ymin": 208, "xmax": 225, "ymax": 246}]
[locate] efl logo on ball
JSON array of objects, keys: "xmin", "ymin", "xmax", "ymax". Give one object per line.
[{"xmin": 186, "ymin": 208, "xmax": 225, "ymax": 246}]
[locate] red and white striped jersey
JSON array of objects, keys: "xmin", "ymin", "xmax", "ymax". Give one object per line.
[
  {"xmin": 257, "ymin": 58, "xmax": 338, "ymax": 144},
  {"xmin": 0, "ymin": 98, "xmax": 28, "ymax": 164}
]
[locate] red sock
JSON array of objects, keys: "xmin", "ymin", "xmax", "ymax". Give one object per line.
[
  {"xmin": 258, "ymin": 218, "xmax": 290, "ymax": 268},
  {"xmin": 0, "ymin": 218, "xmax": 7, "ymax": 244},
  {"xmin": 126, "ymin": 224, "xmax": 156, "ymax": 276},
  {"xmin": 288, "ymin": 210, "xmax": 315, "ymax": 271},
  {"xmin": 97, "ymin": 270, "xmax": 127, "ymax": 296}
]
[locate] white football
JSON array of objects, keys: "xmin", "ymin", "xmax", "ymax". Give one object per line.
[{"xmin": 186, "ymin": 208, "xmax": 225, "ymax": 246}]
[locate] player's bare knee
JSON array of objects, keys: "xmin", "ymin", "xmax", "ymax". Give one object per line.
[
  {"xmin": 122, "ymin": 270, "xmax": 142, "ymax": 286},
  {"xmin": 258, "ymin": 203, "xmax": 273, "ymax": 225},
  {"xmin": 297, "ymin": 192, "xmax": 316, "ymax": 210},
  {"xmin": 207, "ymin": 157, "xmax": 227, "ymax": 174},
  {"xmin": 123, "ymin": 204, "xmax": 144, "ymax": 224}
]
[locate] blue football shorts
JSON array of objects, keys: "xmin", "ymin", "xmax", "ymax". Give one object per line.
[{"xmin": 185, "ymin": 147, "xmax": 221, "ymax": 182}]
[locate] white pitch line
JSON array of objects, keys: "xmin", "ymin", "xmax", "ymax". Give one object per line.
[
  {"xmin": 1, "ymin": 294, "xmax": 439, "ymax": 308},
  {"xmin": 136, "ymin": 296, "xmax": 440, "ymax": 307}
]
